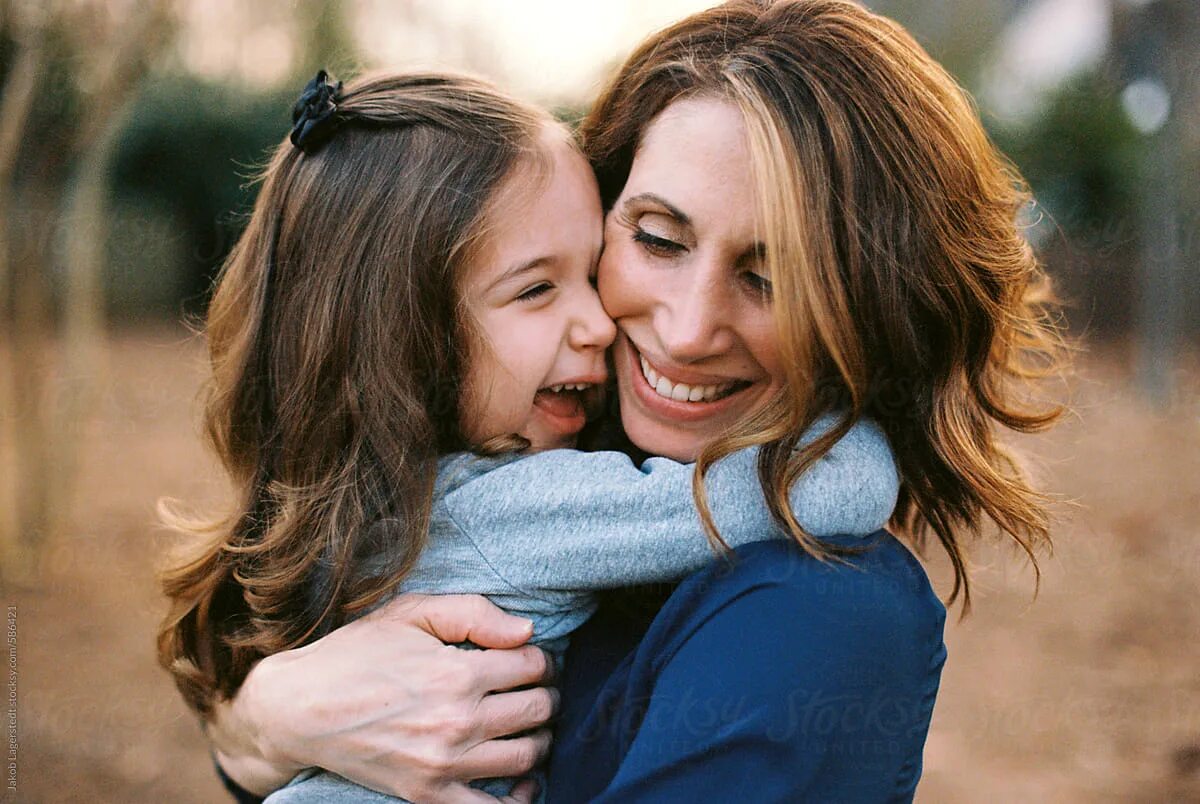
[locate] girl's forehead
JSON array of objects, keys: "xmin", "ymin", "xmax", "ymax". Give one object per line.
[{"xmin": 465, "ymin": 137, "xmax": 603, "ymax": 295}]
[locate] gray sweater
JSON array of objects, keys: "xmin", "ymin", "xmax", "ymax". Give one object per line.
[{"xmin": 265, "ymin": 416, "xmax": 899, "ymax": 803}]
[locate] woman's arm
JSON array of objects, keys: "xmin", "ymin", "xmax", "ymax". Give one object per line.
[
  {"xmin": 444, "ymin": 416, "xmax": 899, "ymax": 592},
  {"xmin": 207, "ymin": 593, "xmax": 559, "ymax": 802}
]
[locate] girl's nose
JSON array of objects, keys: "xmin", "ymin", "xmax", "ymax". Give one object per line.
[{"xmin": 568, "ymin": 285, "xmax": 617, "ymax": 351}]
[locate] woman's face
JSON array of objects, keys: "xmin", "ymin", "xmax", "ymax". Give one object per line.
[{"xmin": 598, "ymin": 97, "xmax": 786, "ymax": 461}]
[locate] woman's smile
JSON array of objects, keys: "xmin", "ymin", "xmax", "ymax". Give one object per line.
[{"xmin": 620, "ymin": 334, "xmax": 760, "ymax": 425}]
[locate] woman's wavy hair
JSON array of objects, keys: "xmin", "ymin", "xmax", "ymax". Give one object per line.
[
  {"xmin": 581, "ymin": 0, "xmax": 1069, "ymax": 611},
  {"xmin": 156, "ymin": 71, "xmax": 553, "ymax": 717}
]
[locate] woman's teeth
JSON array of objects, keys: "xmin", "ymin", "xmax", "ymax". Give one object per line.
[
  {"xmin": 639, "ymin": 355, "xmax": 736, "ymax": 403},
  {"xmin": 546, "ymin": 383, "xmax": 590, "ymax": 393}
]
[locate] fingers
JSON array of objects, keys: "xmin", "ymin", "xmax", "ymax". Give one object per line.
[
  {"xmin": 454, "ymin": 729, "xmax": 553, "ymax": 783},
  {"xmin": 475, "ymin": 687, "xmax": 561, "ymax": 741},
  {"xmin": 468, "ymin": 644, "xmax": 556, "ymax": 694},
  {"xmin": 386, "ymin": 594, "xmax": 536, "ymax": 650}
]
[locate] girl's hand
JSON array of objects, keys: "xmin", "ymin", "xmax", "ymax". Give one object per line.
[{"xmin": 208, "ymin": 593, "xmax": 559, "ymax": 803}]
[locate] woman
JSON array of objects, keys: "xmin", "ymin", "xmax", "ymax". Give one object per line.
[
  {"xmin": 206, "ymin": 1, "xmax": 1065, "ymax": 801},
  {"xmin": 158, "ymin": 65, "xmax": 901, "ymax": 803}
]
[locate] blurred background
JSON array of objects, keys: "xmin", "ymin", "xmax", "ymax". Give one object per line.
[{"xmin": 0, "ymin": 0, "xmax": 1196, "ymax": 800}]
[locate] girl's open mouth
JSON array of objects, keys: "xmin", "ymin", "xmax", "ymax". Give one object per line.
[
  {"xmin": 532, "ymin": 380, "xmax": 605, "ymax": 435},
  {"xmin": 533, "ymin": 385, "xmax": 587, "ymax": 421}
]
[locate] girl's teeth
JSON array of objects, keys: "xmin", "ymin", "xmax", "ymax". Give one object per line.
[{"xmin": 638, "ymin": 354, "xmax": 735, "ymax": 403}]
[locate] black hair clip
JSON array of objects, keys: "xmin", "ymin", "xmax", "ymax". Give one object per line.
[{"xmin": 290, "ymin": 69, "xmax": 344, "ymax": 153}]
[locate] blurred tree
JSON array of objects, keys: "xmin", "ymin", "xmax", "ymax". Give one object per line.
[
  {"xmin": 0, "ymin": 0, "xmax": 47, "ymax": 584},
  {"xmin": 869, "ymin": 0, "xmax": 1035, "ymax": 84},
  {"xmin": 0, "ymin": 0, "xmax": 176, "ymax": 586},
  {"xmin": 295, "ymin": 0, "xmax": 359, "ymax": 79},
  {"xmin": 113, "ymin": 0, "xmax": 362, "ymax": 314},
  {"xmin": 989, "ymin": 70, "xmax": 1142, "ymax": 338},
  {"xmin": 112, "ymin": 76, "xmax": 290, "ymax": 313},
  {"xmin": 1109, "ymin": 0, "xmax": 1198, "ymax": 403}
]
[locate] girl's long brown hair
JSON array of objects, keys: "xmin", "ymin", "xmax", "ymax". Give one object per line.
[
  {"xmin": 582, "ymin": 0, "xmax": 1069, "ymax": 611},
  {"xmin": 157, "ymin": 71, "xmax": 552, "ymax": 717}
]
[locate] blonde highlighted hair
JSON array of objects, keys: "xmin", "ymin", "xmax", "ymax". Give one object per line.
[{"xmin": 581, "ymin": 0, "xmax": 1069, "ymax": 610}]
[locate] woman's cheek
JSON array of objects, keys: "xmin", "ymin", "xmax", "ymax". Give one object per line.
[
  {"xmin": 746, "ymin": 314, "xmax": 785, "ymax": 386},
  {"xmin": 597, "ymin": 241, "xmax": 646, "ymax": 320}
]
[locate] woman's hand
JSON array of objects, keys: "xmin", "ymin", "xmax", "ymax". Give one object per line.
[{"xmin": 207, "ymin": 593, "xmax": 559, "ymax": 803}]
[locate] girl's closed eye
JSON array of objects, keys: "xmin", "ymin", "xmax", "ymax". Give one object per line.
[{"xmin": 516, "ymin": 281, "xmax": 554, "ymax": 302}]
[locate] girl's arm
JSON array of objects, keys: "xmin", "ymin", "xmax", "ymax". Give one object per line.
[
  {"xmin": 205, "ymin": 593, "xmax": 557, "ymax": 801},
  {"xmin": 443, "ymin": 416, "xmax": 898, "ymax": 593}
]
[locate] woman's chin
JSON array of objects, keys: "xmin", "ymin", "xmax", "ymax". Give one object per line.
[
  {"xmin": 619, "ymin": 410, "xmax": 703, "ymax": 463},
  {"xmin": 613, "ymin": 352, "xmax": 737, "ymax": 462}
]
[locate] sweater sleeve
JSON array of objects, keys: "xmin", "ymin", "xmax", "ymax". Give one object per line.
[{"xmin": 441, "ymin": 416, "xmax": 899, "ymax": 593}]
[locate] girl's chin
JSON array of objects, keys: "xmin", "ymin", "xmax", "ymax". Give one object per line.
[
  {"xmin": 525, "ymin": 437, "xmax": 576, "ymax": 452},
  {"xmin": 521, "ymin": 423, "xmax": 579, "ymax": 452}
]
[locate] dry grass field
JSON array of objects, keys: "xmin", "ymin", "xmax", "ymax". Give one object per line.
[{"xmin": 3, "ymin": 325, "xmax": 1198, "ymax": 803}]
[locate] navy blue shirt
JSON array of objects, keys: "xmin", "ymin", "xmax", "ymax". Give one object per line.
[{"xmin": 546, "ymin": 533, "xmax": 946, "ymax": 803}]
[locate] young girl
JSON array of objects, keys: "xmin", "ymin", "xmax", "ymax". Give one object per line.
[{"xmin": 157, "ymin": 70, "xmax": 899, "ymax": 802}]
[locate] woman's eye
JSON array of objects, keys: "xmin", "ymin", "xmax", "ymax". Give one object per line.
[
  {"xmin": 517, "ymin": 282, "xmax": 553, "ymax": 302},
  {"xmin": 633, "ymin": 229, "xmax": 685, "ymax": 257},
  {"xmin": 743, "ymin": 271, "xmax": 773, "ymax": 299}
]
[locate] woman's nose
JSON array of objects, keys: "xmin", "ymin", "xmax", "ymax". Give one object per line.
[
  {"xmin": 568, "ymin": 286, "xmax": 617, "ymax": 351},
  {"xmin": 655, "ymin": 269, "xmax": 734, "ymax": 363}
]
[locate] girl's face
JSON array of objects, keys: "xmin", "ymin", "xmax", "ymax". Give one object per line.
[
  {"xmin": 598, "ymin": 97, "xmax": 786, "ymax": 461},
  {"xmin": 460, "ymin": 127, "xmax": 615, "ymax": 451}
]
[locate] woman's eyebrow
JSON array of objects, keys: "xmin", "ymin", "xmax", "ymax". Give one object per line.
[
  {"xmin": 735, "ymin": 242, "xmax": 767, "ymax": 267},
  {"xmin": 623, "ymin": 192, "xmax": 692, "ymax": 227}
]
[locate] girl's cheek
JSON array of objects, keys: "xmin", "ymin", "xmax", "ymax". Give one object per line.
[
  {"xmin": 457, "ymin": 340, "xmax": 513, "ymax": 442},
  {"xmin": 456, "ymin": 379, "xmax": 484, "ymax": 443}
]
